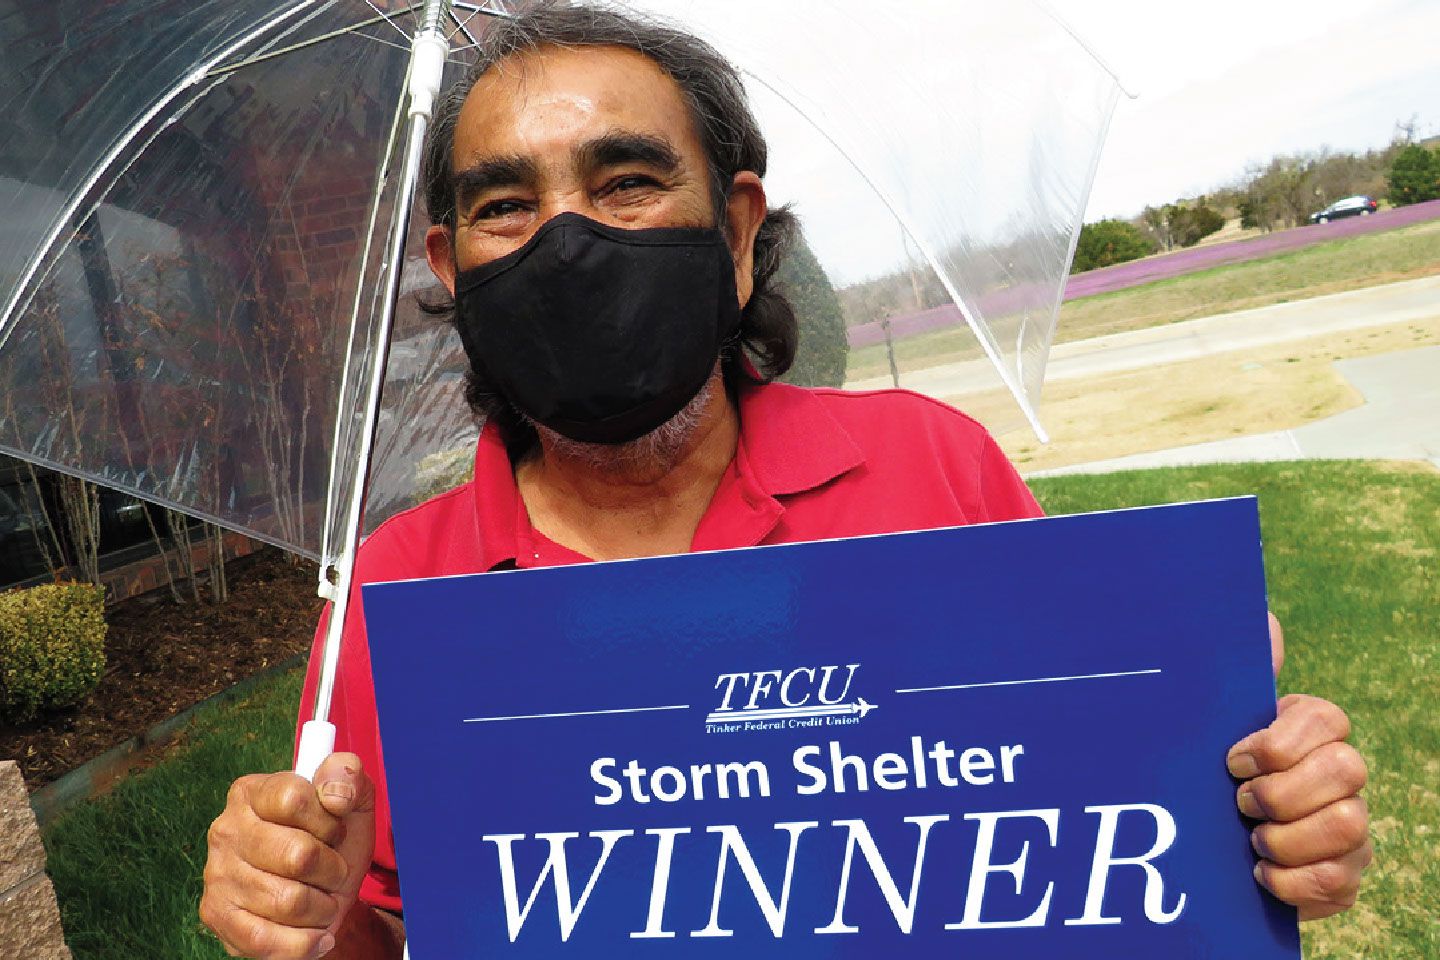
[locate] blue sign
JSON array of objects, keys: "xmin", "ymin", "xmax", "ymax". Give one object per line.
[{"xmin": 364, "ymin": 497, "xmax": 1300, "ymax": 958}]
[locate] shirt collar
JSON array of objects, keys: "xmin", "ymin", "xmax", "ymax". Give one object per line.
[
  {"xmin": 466, "ymin": 382, "xmax": 867, "ymax": 570},
  {"xmin": 469, "ymin": 424, "xmax": 525, "ymax": 572},
  {"xmin": 733, "ymin": 382, "xmax": 865, "ymax": 496}
]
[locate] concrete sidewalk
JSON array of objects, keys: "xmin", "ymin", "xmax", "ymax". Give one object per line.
[
  {"xmin": 847, "ymin": 275, "xmax": 1440, "ymax": 397},
  {"xmin": 1031, "ymin": 346, "xmax": 1440, "ymax": 477}
]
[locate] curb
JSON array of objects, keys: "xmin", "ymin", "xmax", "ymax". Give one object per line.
[{"xmin": 29, "ymin": 653, "xmax": 307, "ymax": 827}]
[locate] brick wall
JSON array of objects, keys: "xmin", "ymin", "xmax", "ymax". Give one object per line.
[{"xmin": 99, "ymin": 530, "xmax": 261, "ymax": 606}]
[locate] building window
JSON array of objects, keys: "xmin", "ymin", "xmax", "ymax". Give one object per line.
[
  {"xmin": 0, "ymin": 455, "xmax": 192, "ymax": 590},
  {"xmin": 0, "ymin": 472, "xmax": 56, "ymax": 586}
]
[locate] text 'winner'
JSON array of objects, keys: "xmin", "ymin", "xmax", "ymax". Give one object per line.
[{"xmin": 479, "ymin": 735, "xmax": 1189, "ymax": 942}]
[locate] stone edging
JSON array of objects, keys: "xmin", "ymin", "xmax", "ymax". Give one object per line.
[
  {"xmin": 30, "ymin": 652, "xmax": 307, "ymax": 827},
  {"xmin": 1, "ymin": 760, "xmax": 72, "ymax": 959}
]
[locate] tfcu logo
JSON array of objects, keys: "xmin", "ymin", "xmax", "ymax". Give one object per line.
[{"xmin": 705, "ymin": 664, "xmax": 876, "ymax": 733}]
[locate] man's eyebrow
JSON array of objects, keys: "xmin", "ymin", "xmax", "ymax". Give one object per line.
[
  {"xmin": 452, "ymin": 155, "xmax": 539, "ymax": 205},
  {"xmin": 575, "ymin": 131, "xmax": 682, "ymax": 175}
]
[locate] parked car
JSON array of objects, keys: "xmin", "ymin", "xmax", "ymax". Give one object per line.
[{"xmin": 1309, "ymin": 195, "xmax": 1378, "ymax": 223}]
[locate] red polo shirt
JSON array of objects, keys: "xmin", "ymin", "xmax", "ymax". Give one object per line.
[{"xmin": 296, "ymin": 382, "xmax": 1041, "ymax": 913}]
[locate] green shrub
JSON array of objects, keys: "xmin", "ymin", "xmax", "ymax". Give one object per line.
[
  {"xmin": 1071, "ymin": 219, "xmax": 1156, "ymax": 273},
  {"xmin": 0, "ymin": 583, "xmax": 107, "ymax": 723},
  {"xmin": 412, "ymin": 446, "xmax": 475, "ymax": 504},
  {"xmin": 1170, "ymin": 203, "xmax": 1226, "ymax": 247},
  {"xmin": 777, "ymin": 236, "xmax": 848, "ymax": 388},
  {"xmin": 1387, "ymin": 144, "xmax": 1440, "ymax": 206}
]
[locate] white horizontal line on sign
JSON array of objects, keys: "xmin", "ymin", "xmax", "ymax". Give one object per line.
[
  {"xmin": 894, "ymin": 668, "xmax": 1162, "ymax": 695},
  {"xmin": 463, "ymin": 704, "xmax": 691, "ymax": 723}
]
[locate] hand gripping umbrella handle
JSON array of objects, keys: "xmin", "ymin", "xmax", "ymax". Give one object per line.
[{"xmin": 298, "ymin": 720, "xmax": 410, "ymax": 960}]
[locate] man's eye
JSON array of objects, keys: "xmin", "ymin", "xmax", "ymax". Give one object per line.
[
  {"xmin": 606, "ymin": 174, "xmax": 659, "ymax": 195},
  {"xmin": 476, "ymin": 199, "xmax": 528, "ymax": 219}
]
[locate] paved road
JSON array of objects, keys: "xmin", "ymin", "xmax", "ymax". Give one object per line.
[
  {"xmin": 1031, "ymin": 345, "xmax": 1440, "ymax": 476},
  {"xmin": 846, "ymin": 198, "xmax": 1440, "ymax": 349},
  {"xmin": 846, "ymin": 275, "xmax": 1440, "ymax": 396}
]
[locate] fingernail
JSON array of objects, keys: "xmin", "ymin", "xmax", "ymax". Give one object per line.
[
  {"xmin": 1237, "ymin": 785, "xmax": 1263, "ymax": 819},
  {"xmin": 316, "ymin": 932, "xmax": 336, "ymax": 957},
  {"xmin": 1250, "ymin": 829, "xmax": 1271, "ymax": 859},
  {"xmin": 1227, "ymin": 751, "xmax": 1260, "ymax": 779},
  {"xmin": 320, "ymin": 780, "xmax": 355, "ymax": 803},
  {"xmin": 1253, "ymin": 862, "xmax": 1264, "ymax": 886}
]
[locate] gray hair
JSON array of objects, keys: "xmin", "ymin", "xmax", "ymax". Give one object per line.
[{"xmin": 420, "ymin": 3, "xmax": 799, "ymax": 450}]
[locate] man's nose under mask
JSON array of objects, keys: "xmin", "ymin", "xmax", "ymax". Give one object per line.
[{"xmin": 453, "ymin": 212, "xmax": 742, "ymax": 445}]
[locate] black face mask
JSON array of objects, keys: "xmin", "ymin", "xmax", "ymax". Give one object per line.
[{"xmin": 453, "ymin": 212, "xmax": 742, "ymax": 445}]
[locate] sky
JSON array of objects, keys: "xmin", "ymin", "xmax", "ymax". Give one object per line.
[
  {"xmin": 681, "ymin": 0, "xmax": 1440, "ymax": 286},
  {"xmin": 1051, "ymin": 0, "xmax": 1440, "ymax": 221}
]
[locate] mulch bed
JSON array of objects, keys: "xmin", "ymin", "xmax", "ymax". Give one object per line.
[{"xmin": 0, "ymin": 548, "xmax": 323, "ymax": 790}]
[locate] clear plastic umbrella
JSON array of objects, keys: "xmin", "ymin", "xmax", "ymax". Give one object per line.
[{"xmin": 0, "ymin": 0, "xmax": 1122, "ymax": 775}]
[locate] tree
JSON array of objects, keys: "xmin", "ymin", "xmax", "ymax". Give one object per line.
[
  {"xmin": 1167, "ymin": 204, "xmax": 1225, "ymax": 247},
  {"xmin": 0, "ymin": 279, "xmax": 108, "ymax": 589},
  {"xmin": 1243, "ymin": 157, "xmax": 1315, "ymax": 230},
  {"xmin": 776, "ymin": 237, "xmax": 849, "ymax": 388},
  {"xmin": 1140, "ymin": 205, "xmax": 1172, "ymax": 250},
  {"xmin": 1238, "ymin": 196, "xmax": 1261, "ymax": 230},
  {"xmin": 1070, "ymin": 219, "xmax": 1155, "ymax": 273},
  {"xmin": 1387, "ymin": 144, "xmax": 1439, "ymax": 206}
]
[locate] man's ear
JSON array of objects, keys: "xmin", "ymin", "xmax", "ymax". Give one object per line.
[
  {"xmin": 725, "ymin": 171, "xmax": 767, "ymax": 309},
  {"xmin": 425, "ymin": 224, "xmax": 458, "ymax": 296}
]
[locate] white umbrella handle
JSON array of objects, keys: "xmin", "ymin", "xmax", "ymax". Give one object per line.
[
  {"xmin": 295, "ymin": 719, "xmax": 336, "ymax": 782},
  {"xmin": 298, "ymin": 719, "xmax": 410, "ymax": 956}
]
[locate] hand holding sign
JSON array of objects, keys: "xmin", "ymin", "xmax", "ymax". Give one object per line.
[{"xmin": 1228, "ymin": 683, "xmax": 1371, "ymax": 920}]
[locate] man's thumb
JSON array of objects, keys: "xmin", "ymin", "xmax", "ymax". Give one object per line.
[
  {"xmin": 313, "ymin": 752, "xmax": 375, "ymax": 821},
  {"xmin": 313, "ymin": 752, "xmax": 377, "ymax": 929}
]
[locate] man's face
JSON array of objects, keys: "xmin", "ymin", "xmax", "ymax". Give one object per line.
[{"xmin": 426, "ymin": 44, "xmax": 763, "ymax": 301}]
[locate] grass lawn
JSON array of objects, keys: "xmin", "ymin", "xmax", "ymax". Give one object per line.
[
  {"xmin": 846, "ymin": 218, "xmax": 1440, "ymax": 383},
  {"xmin": 1032, "ymin": 460, "xmax": 1439, "ymax": 959},
  {"xmin": 42, "ymin": 667, "xmax": 303, "ymax": 960},
  {"xmin": 42, "ymin": 462, "xmax": 1437, "ymax": 959}
]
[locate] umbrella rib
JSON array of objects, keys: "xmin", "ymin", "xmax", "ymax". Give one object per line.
[
  {"xmin": 740, "ymin": 67, "xmax": 1050, "ymax": 441},
  {"xmin": 360, "ymin": 0, "xmax": 415, "ymax": 41},
  {"xmin": 345, "ymin": 33, "xmax": 414, "ymax": 56},
  {"xmin": 1031, "ymin": 0, "xmax": 1137, "ymax": 98},
  {"xmin": 0, "ymin": 0, "xmax": 332, "ymax": 356},
  {"xmin": 451, "ymin": 2, "xmax": 516, "ymax": 20},
  {"xmin": 447, "ymin": 9, "xmax": 480, "ymax": 44},
  {"xmin": 447, "ymin": 1, "xmax": 515, "ymax": 43},
  {"xmin": 204, "ymin": 5, "xmax": 426, "ymax": 79},
  {"xmin": 318, "ymin": 80, "xmax": 411, "ymax": 571}
]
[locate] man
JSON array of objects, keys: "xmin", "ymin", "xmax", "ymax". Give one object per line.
[{"xmin": 200, "ymin": 7, "xmax": 1371, "ymax": 958}]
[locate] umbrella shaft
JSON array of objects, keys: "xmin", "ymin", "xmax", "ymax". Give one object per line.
[{"xmin": 312, "ymin": 0, "xmax": 452, "ymax": 728}]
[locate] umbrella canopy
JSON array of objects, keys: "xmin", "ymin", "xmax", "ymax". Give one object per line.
[{"xmin": 0, "ymin": 0, "xmax": 1121, "ymax": 578}]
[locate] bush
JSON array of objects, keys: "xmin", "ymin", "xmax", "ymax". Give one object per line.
[
  {"xmin": 1387, "ymin": 144, "xmax": 1439, "ymax": 207},
  {"xmin": 1071, "ymin": 219, "xmax": 1156, "ymax": 273},
  {"xmin": 777, "ymin": 237, "xmax": 848, "ymax": 388},
  {"xmin": 412, "ymin": 446, "xmax": 475, "ymax": 504},
  {"xmin": 0, "ymin": 583, "xmax": 107, "ymax": 723},
  {"xmin": 1170, "ymin": 204, "xmax": 1226, "ymax": 247}
]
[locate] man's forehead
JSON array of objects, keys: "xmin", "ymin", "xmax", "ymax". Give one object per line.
[{"xmin": 453, "ymin": 44, "xmax": 700, "ymax": 169}]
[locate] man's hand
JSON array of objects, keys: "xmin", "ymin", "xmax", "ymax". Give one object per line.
[
  {"xmin": 201, "ymin": 753, "xmax": 377, "ymax": 958},
  {"xmin": 1226, "ymin": 615, "xmax": 1372, "ymax": 920}
]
